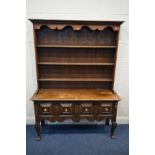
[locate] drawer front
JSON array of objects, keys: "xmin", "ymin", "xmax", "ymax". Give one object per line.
[
  {"xmin": 79, "ymin": 103, "xmax": 93, "ymax": 115},
  {"xmin": 100, "ymin": 103, "xmax": 112, "ymax": 114},
  {"xmin": 57, "ymin": 103, "xmax": 74, "ymax": 115},
  {"xmin": 40, "ymin": 103, "xmax": 52, "ymax": 115}
]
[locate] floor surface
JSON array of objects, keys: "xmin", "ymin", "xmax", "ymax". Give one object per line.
[{"xmin": 26, "ymin": 124, "xmax": 129, "ymax": 155}]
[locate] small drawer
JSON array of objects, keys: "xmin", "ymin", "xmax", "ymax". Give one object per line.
[
  {"xmin": 79, "ymin": 103, "xmax": 93, "ymax": 114},
  {"xmin": 100, "ymin": 104, "xmax": 112, "ymax": 114},
  {"xmin": 40, "ymin": 104, "xmax": 52, "ymax": 115},
  {"xmin": 57, "ymin": 103, "xmax": 73, "ymax": 115}
]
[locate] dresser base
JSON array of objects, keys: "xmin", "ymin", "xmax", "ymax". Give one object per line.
[{"xmin": 33, "ymin": 101, "xmax": 118, "ymax": 140}]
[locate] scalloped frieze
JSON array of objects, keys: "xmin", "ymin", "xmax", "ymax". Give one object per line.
[
  {"xmin": 43, "ymin": 116, "xmax": 108, "ymax": 122},
  {"xmin": 34, "ymin": 24, "xmax": 119, "ymax": 31}
]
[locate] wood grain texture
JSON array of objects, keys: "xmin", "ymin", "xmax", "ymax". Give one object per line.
[
  {"xmin": 31, "ymin": 89, "xmax": 120, "ymax": 101},
  {"xmin": 36, "ymin": 26, "xmax": 117, "ymax": 46}
]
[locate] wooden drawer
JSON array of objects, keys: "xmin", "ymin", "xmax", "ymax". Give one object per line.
[
  {"xmin": 40, "ymin": 103, "xmax": 52, "ymax": 115},
  {"xmin": 57, "ymin": 103, "xmax": 74, "ymax": 115},
  {"xmin": 79, "ymin": 103, "xmax": 93, "ymax": 115},
  {"xmin": 99, "ymin": 103, "xmax": 112, "ymax": 114}
]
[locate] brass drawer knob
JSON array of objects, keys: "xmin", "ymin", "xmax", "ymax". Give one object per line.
[
  {"xmin": 65, "ymin": 108, "xmax": 68, "ymax": 112},
  {"xmin": 44, "ymin": 108, "xmax": 47, "ymax": 112}
]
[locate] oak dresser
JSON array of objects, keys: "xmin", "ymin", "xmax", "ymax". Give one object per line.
[{"xmin": 29, "ymin": 19, "xmax": 123, "ymax": 140}]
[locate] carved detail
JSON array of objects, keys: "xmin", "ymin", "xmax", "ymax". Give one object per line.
[
  {"xmin": 41, "ymin": 116, "xmax": 111, "ymax": 123},
  {"xmin": 113, "ymin": 26, "xmax": 120, "ymax": 31},
  {"xmin": 34, "ymin": 24, "xmax": 119, "ymax": 31},
  {"xmin": 74, "ymin": 25, "xmax": 82, "ymax": 30}
]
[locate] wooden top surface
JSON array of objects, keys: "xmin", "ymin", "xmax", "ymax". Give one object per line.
[{"xmin": 31, "ymin": 89, "xmax": 120, "ymax": 101}]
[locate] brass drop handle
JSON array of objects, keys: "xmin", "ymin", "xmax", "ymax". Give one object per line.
[
  {"xmin": 105, "ymin": 108, "xmax": 108, "ymax": 111},
  {"xmin": 85, "ymin": 108, "xmax": 88, "ymax": 112},
  {"xmin": 44, "ymin": 108, "xmax": 47, "ymax": 112},
  {"xmin": 65, "ymin": 108, "xmax": 68, "ymax": 112}
]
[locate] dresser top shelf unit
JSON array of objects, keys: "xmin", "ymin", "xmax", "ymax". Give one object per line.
[{"xmin": 30, "ymin": 19, "xmax": 123, "ymax": 102}]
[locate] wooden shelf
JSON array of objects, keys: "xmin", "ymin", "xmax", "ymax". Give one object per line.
[
  {"xmin": 36, "ymin": 45, "xmax": 117, "ymax": 48},
  {"xmin": 32, "ymin": 89, "xmax": 120, "ymax": 101},
  {"xmin": 33, "ymin": 21, "xmax": 119, "ymax": 91},
  {"xmin": 37, "ymin": 62, "xmax": 115, "ymax": 66},
  {"xmin": 38, "ymin": 78, "xmax": 113, "ymax": 82}
]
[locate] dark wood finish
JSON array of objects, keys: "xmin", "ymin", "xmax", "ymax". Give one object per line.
[
  {"xmin": 34, "ymin": 103, "xmax": 41, "ymax": 140},
  {"xmin": 105, "ymin": 118, "xmax": 110, "ymax": 126},
  {"xmin": 41, "ymin": 120, "xmax": 45, "ymax": 126},
  {"xmin": 29, "ymin": 19, "xmax": 123, "ymax": 140},
  {"xmin": 36, "ymin": 45, "xmax": 117, "ymax": 48}
]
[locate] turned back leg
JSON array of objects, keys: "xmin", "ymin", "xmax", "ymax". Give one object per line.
[
  {"xmin": 105, "ymin": 118, "xmax": 110, "ymax": 126},
  {"xmin": 41, "ymin": 120, "xmax": 45, "ymax": 126}
]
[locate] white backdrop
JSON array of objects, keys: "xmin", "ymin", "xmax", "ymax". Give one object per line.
[{"xmin": 26, "ymin": 0, "xmax": 129, "ymax": 124}]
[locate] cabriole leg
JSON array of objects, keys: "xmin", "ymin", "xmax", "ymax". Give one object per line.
[
  {"xmin": 111, "ymin": 102, "xmax": 118, "ymax": 139},
  {"xmin": 34, "ymin": 102, "xmax": 41, "ymax": 141}
]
